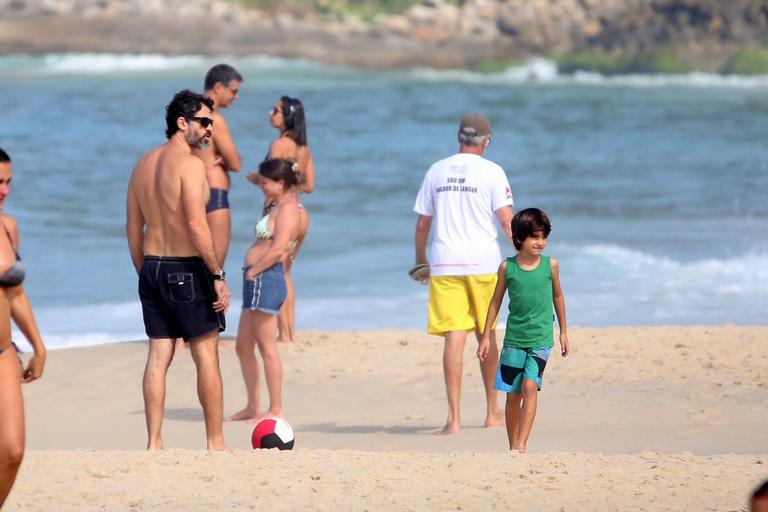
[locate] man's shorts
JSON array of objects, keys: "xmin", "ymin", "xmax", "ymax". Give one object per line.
[
  {"xmin": 427, "ymin": 273, "xmax": 497, "ymax": 335},
  {"xmin": 206, "ymin": 188, "xmax": 230, "ymax": 213},
  {"xmin": 242, "ymin": 263, "xmax": 286, "ymax": 315},
  {"xmin": 494, "ymin": 346, "xmax": 552, "ymax": 393},
  {"xmin": 138, "ymin": 256, "xmax": 225, "ymax": 342}
]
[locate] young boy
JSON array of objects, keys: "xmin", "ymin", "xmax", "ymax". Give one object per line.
[{"xmin": 477, "ymin": 208, "xmax": 569, "ymax": 453}]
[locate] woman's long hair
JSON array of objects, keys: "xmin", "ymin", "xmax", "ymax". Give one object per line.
[{"xmin": 280, "ymin": 96, "xmax": 307, "ymax": 147}]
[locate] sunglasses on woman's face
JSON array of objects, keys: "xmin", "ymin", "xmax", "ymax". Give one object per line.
[
  {"xmin": 270, "ymin": 106, "xmax": 283, "ymax": 116},
  {"xmin": 189, "ymin": 116, "xmax": 214, "ymax": 128}
]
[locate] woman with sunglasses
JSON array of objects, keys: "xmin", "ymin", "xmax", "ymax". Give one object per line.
[
  {"xmin": 229, "ymin": 158, "xmax": 301, "ymax": 422},
  {"xmin": 0, "ymin": 148, "xmax": 46, "ymax": 507},
  {"xmin": 250, "ymin": 96, "xmax": 314, "ymax": 344}
]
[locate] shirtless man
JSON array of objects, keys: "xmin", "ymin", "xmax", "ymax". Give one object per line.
[
  {"xmin": 196, "ymin": 63, "xmax": 243, "ymax": 266},
  {"xmin": 126, "ymin": 89, "xmax": 231, "ymax": 451}
]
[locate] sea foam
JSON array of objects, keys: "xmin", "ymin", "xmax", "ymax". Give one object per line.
[
  {"xmin": 2, "ymin": 53, "xmax": 768, "ymax": 88},
  {"xmin": 0, "ymin": 53, "xmax": 317, "ymax": 76},
  {"xmin": 406, "ymin": 58, "xmax": 768, "ymax": 88},
  {"xmin": 18, "ymin": 245, "xmax": 766, "ymax": 350}
]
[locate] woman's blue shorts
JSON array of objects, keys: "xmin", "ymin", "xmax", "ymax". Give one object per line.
[{"xmin": 242, "ymin": 263, "xmax": 286, "ymax": 315}]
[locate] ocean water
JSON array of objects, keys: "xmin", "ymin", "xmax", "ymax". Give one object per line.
[{"xmin": 0, "ymin": 54, "xmax": 766, "ymax": 349}]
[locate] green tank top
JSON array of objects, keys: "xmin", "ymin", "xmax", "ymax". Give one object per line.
[{"xmin": 503, "ymin": 255, "xmax": 554, "ymax": 348}]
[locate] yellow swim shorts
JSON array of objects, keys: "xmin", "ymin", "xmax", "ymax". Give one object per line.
[{"xmin": 427, "ymin": 273, "xmax": 498, "ymax": 336}]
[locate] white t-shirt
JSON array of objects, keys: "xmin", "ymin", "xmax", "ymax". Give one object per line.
[{"xmin": 414, "ymin": 153, "xmax": 513, "ymax": 276}]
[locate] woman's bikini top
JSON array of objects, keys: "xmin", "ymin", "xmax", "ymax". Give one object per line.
[
  {"xmin": 253, "ymin": 209, "xmax": 298, "ymax": 254},
  {"xmin": 254, "ymin": 212, "xmax": 273, "ymax": 240},
  {"xmin": 0, "ymin": 225, "xmax": 24, "ymax": 287}
]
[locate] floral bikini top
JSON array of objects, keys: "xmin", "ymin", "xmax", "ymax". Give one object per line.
[
  {"xmin": 253, "ymin": 212, "xmax": 273, "ymax": 240},
  {"xmin": 253, "ymin": 210, "xmax": 298, "ymax": 255}
]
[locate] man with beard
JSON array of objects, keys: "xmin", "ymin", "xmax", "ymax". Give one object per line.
[{"xmin": 126, "ymin": 89, "xmax": 231, "ymax": 450}]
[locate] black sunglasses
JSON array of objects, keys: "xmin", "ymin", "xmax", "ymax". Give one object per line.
[{"xmin": 189, "ymin": 116, "xmax": 214, "ymax": 128}]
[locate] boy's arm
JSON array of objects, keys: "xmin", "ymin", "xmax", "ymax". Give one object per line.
[
  {"xmin": 551, "ymin": 257, "xmax": 569, "ymax": 357},
  {"xmin": 477, "ymin": 261, "xmax": 508, "ymax": 361}
]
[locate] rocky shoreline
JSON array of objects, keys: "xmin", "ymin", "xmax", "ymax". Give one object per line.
[{"xmin": 1, "ymin": 0, "xmax": 767, "ymax": 71}]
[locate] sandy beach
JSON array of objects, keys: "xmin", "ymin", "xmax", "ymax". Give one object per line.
[{"xmin": 6, "ymin": 326, "xmax": 768, "ymax": 510}]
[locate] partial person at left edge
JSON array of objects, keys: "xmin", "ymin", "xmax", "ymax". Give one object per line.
[
  {"xmin": 0, "ymin": 147, "xmax": 47, "ymax": 507},
  {"xmin": 126, "ymin": 90, "xmax": 231, "ymax": 451}
]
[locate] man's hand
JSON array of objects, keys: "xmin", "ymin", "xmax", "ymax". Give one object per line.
[
  {"xmin": 22, "ymin": 350, "xmax": 46, "ymax": 383},
  {"xmin": 559, "ymin": 332, "xmax": 570, "ymax": 357},
  {"xmin": 408, "ymin": 262, "xmax": 430, "ymax": 284},
  {"xmin": 212, "ymin": 280, "xmax": 231, "ymax": 313},
  {"xmin": 476, "ymin": 337, "xmax": 490, "ymax": 361}
]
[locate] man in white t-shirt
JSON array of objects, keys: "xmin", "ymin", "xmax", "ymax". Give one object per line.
[{"xmin": 413, "ymin": 113, "xmax": 514, "ymax": 435}]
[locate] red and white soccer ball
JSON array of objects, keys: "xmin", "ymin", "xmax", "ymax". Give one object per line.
[{"xmin": 251, "ymin": 418, "xmax": 295, "ymax": 450}]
